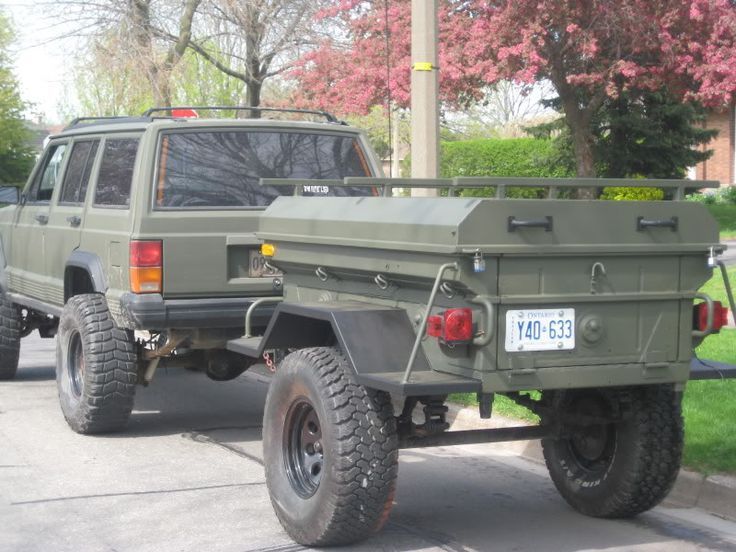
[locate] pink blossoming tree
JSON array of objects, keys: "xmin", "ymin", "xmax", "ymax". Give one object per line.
[{"xmin": 292, "ymin": 0, "xmax": 736, "ymax": 177}]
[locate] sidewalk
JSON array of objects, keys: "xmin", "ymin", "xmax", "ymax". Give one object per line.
[{"xmin": 446, "ymin": 403, "xmax": 736, "ymax": 522}]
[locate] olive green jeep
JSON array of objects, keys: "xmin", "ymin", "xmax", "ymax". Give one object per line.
[{"xmin": 0, "ymin": 106, "xmax": 381, "ymax": 433}]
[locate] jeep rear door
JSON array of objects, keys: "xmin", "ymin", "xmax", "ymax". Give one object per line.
[
  {"xmin": 44, "ymin": 139, "xmax": 100, "ymax": 306},
  {"xmin": 141, "ymin": 128, "xmax": 375, "ymax": 298}
]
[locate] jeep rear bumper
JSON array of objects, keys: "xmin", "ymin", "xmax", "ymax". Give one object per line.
[{"xmin": 119, "ymin": 293, "xmax": 276, "ymax": 330}]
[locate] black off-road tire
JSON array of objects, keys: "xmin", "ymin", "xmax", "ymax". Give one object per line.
[
  {"xmin": 263, "ymin": 347, "xmax": 399, "ymax": 546},
  {"xmin": 0, "ymin": 294, "xmax": 21, "ymax": 380},
  {"xmin": 204, "ymin": 349, "xmax": 253, "ymax": 381},
  {"xmin": 56, "ymin": 294, "xmax": 138, "ymax": 434},
  {"xmin": 542, "ymin": 385, "xmax": 683, "ymax": 518}
]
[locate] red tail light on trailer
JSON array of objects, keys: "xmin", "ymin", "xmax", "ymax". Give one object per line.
[
  {"xmin": 426, "ymin": 308, "xmax": 473, "ymax": 344},
  {"xmin": 694, "ymin": 301, "xmax": 729, "ymax": 333}
]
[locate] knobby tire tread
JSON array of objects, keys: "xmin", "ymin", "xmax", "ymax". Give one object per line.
[
  {"xmin": 58, "ymin": 294, "xmax": 137, "ymax": 433},
  {"xmin": 0, "ymin": 294, "xmax": 20, "ymax": 380},
  {"xmin": 542, "ymin": 385, "xmax": 683, "ymax": 518},
  {"xmin": 269, "ymin": 347, "xmax": 398, "ymax": 546}
]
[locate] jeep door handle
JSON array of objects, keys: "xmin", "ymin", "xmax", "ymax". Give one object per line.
[
  {"xmin": 34, "ymin": 213, "xmax": 48, "ymax": 225},
  {"xmin": 67, "ymin": 215, "xmax": 82, "ymax": 227}
]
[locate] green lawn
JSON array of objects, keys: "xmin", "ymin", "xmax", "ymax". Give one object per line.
[
  {"xmin": 685, "ymin": 265, "xmax": 736, "ymax": 474},
  {"xmin": 450, "ymin": 266, "xmax": 736, "ymax": 475},
  {"xmin": 706, "ymin": 204, "xmax": 736, "ymax": 239}
]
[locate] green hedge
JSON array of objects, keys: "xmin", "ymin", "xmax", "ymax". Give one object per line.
[
  {"xmin": 439, "ymin": 138, "xmax": 571, "ymax": 198},
  {"xmin": 600, "ymin": 186, "xmax": 665, "ymax": 201}
]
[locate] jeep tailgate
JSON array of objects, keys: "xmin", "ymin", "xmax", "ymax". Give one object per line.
[{"xmin": 138, "ymin": 210, "xmax": 276, "ymax": 298}]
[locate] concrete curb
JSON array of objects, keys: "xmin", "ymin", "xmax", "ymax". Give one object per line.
[{"xmin": 446, "ymin": 402, "xmax": 736, "ymax": 522}]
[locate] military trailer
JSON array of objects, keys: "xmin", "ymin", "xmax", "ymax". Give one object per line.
[{"xmin": 226, "ymin": 177, "xmax": 735, "ymax": 546}]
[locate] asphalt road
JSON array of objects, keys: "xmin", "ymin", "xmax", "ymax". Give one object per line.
[
  {"xmin": 721, "ymin": 241, "xmax": 736, "ymax": 266},
  {"xmin": 2, "ymin": 334, "xmax": 736, "ymax": 552}
]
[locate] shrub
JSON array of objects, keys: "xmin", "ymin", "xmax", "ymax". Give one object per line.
[
  {"xmin": 686, "ymin": 192, "xmax": 717, "ymax": 205},
  {"xmin": 600, "ymin": 186, "xmax": 665, "ymax": 201},
  {"xmin": 719, "ymin": 186, "xmax": 736, "ymax": 205},
  {"xmin": 686, "ymin": 187, "xmax": 736, "ymax": 205},
  {"xmin": 440, "ymin": 138, "xmax": 571, "ymax": 199}
]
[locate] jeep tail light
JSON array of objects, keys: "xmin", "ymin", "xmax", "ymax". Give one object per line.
[
  {"xmin": 426, "ymin": 308, "xmax": 473, "ymax": 344},
  {"xmin": 694, "ymin": 301, "xmax": 729, "ymax": 333},
  {"xmin": 130, "ymin": 240, "xmax": 163, "ymax": 293}
]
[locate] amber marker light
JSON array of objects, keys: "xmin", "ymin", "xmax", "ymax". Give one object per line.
[
  {"xmin": 130, "ymin": 240, "xmax": 163, "ymax": 293},
  {"xmin": 261, "ymin": 243, "xmax": 276, "ymax": 257}
]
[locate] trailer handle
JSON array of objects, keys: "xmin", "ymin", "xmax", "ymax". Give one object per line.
[
  {"xmin": 508, "ymin": 216, "xmax": 553, "ymax": 232},
  {"xmin": 637, "ymin": 216, "xmax": 678, "ymax": 231},
  {"xmin": 245, "ymin": 297, "xmax": 283, "ymax": 338},
  {"xmin": 402, "ymin": 262, "xmax": 459, "ymax": 384},
  {"xmin": 692, "ymin": 293, "xmax": 714, "ymax": 338},
  {"xmin": 470, "ymin": 295, "xmax": 495, "ymax": 347}
]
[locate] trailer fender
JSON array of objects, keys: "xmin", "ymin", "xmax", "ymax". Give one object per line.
[{"xmin": 248, "ymin": 301, "xmax": 433, "ymax": 378}]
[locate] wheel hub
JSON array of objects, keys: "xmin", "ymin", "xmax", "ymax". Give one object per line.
[
  {"xmin": 67, "ymin": 331, "xmax": 85, "ymax": 398},
  {"xmin": 565, "ymin": 395, "xmax": 615, "ymax": 471},
  {"xmin": 284, "ymin": 399, "xmax": 324, "ymax": 498}
]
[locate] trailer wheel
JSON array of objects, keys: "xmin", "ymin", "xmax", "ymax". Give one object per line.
[
  {"xmin": 263, "ymin": 347, "xmax": 398, "ymax": 546},
  {"xmin": 542, "ymin": 385, "xmax": 683, "ymax": 518},
  {"xmin": 0, "ymin": 294, "xmax": 21, "ymax": 380},
  {"xmin": 56, "ymin": 294, "xmax": 138, "ymax": 434}
]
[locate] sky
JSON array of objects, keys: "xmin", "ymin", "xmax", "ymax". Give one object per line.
[{"xmin": 2, "ymin": 1, "xmax": 68, "ymax": 123}]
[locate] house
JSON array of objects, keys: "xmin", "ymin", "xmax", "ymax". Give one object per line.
[{"xmin": 695, "ymin": 105, "xmax": 735, "ymax": 186}]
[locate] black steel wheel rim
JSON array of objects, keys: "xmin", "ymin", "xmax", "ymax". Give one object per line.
[
  {"xmin": 284, "ymin": 399, "xmax": 324, "ymax": 498},
  {"xmin": 67, "ymin": 331, "xmax": 85, "ymax": 398},
  {"xmin": 565, "ymin": 396, "xmax": 616, "ymax": 473}
]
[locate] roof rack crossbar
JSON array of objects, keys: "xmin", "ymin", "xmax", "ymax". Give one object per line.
[{"xmin": 142, "ymin": 106, "xmax": 344, "ymax": 124}]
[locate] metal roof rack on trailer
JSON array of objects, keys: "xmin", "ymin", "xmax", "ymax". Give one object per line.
[{"xmin": 261, "ymin": 176, "xmax": 720, "ymax": 201}]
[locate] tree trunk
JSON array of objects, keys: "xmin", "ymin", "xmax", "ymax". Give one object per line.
[
  {"xmin": 246, "ymin": 80, "xmax": 262, "ymax": 117},
  {"xmin": 559, "ymin": 90, "xmax": 598, "ymax": 198},
  {"xmin": 158, "ymin": 76, "xmax": 173, "ymax": 107},
  {"xmin": 570, "ymin": 123, "xmax": 596, "ymax": 178}
]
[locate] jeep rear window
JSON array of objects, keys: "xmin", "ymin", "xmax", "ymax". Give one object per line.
[
  {"xmin": 94, "ymin": 138, "xmax": 140, "ymax": 208},
  {"xmin": 155, "ymin": 131, "xmax": 374, "ymax": 209}
]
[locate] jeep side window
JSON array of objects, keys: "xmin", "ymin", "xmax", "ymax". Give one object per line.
[
  {"xmin": 59, "ymin": 140, "xmax": 99, "ymax": 205},
  {"xmin": 94, "ymin": 138, "xmax": 140, "ymax": 207},
  {"xmin": 28, "ymin": 144, "xmax": 68, "ymax": 203}
]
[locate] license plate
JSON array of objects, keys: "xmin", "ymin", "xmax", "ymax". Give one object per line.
[
  {"xmin": 505, "ymin": 308, "xmax": 575, "ymax": 352},
  {"xmin": 248, "ymin": 250, "xmax": 281, "ymax": 278}
]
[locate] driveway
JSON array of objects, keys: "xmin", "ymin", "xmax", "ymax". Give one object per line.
[{"xmin": 2, "ymin": 334, "xmax": 735, "ymax": 552}]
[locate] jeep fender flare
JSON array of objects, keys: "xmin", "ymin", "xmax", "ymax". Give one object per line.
[{"xmin": 64, "ymin": 251, "xmax": 108, "ymax": 301}]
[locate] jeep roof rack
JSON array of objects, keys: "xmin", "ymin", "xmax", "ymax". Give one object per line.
[
  {"xmin": 64, "ymin": 116, "xmax": 153, "ymax": 131},
  {"xmin": 142, "ymin": 106, "xmax": 345, "ymax": 124}
]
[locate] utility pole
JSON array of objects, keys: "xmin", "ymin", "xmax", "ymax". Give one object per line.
[{"xmin": 410, "ymin": 0, "xmax": 439, "ymax": 196}]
